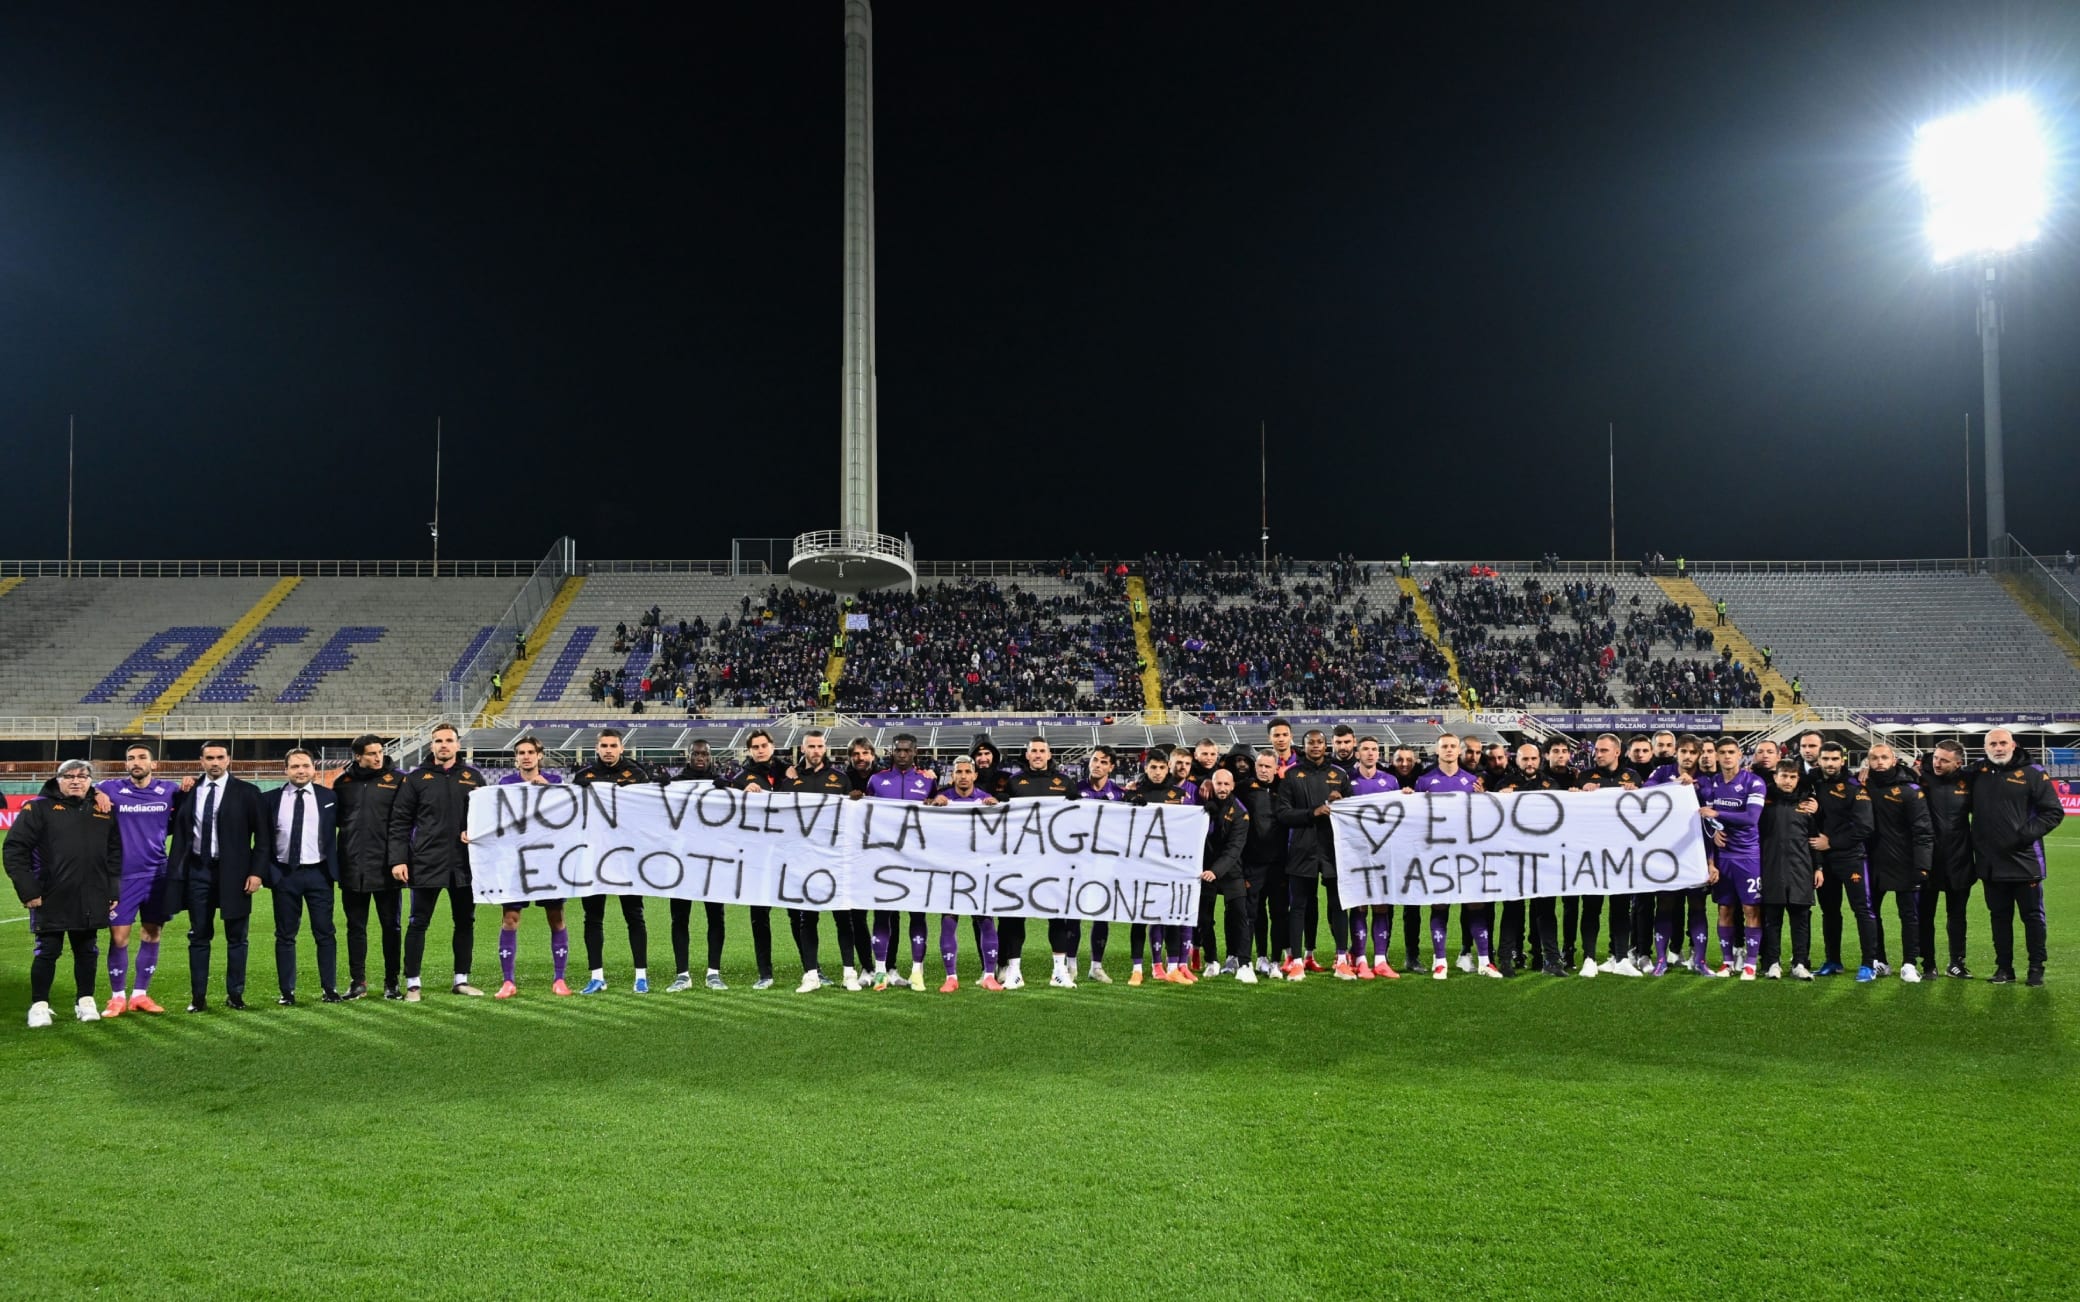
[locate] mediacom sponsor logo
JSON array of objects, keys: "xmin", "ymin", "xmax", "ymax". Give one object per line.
[{"xmin": 2058, "ymin": 781, "xmax": 2080, "ymax": 817}]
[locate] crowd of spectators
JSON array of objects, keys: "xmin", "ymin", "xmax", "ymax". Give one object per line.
[
  {"xmin": 1142, "ymin": 552, "xmax": 1374, "ymax": 602},
  {"xmin": 835, "ymin": 579, "xmax": 1141, "ymax": 713},
  {"xmin": 582, "ymin": 586, "xmax": 837, "ymax": 714}
]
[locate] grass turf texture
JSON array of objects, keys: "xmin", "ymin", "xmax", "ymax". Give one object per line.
[{"xmin": 1, "ymin": 824, "xmax": 2075, "ymax": 1300}]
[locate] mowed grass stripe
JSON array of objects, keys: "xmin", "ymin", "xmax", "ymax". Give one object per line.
[{"xmin": 0, "ymin": 827, "xmax": 2071, "ymax": 1300}]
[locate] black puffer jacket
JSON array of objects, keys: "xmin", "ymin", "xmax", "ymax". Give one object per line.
[
  {"xmin": 386, "ymin": 760, "xmax": 488, "ymax": 890},
  {"xmin": 334, "ymin": 762, "xmax": 407, "ymax": 893},
  {"xmin": 4, "ymin": 791, "xmax": 121, "ymax": 932},
  {"xmin": 1272, "ymin": 754, "xmax": 1349, "ymax": 881}
]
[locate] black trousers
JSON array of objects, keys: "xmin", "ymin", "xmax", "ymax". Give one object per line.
[
  {"xmin": 1869, "ymin": 881, "xmax": 1922, "ymax": 966},
  {"xmin": 404, "ymin": 885, "xmax": 474, "ymax": 983},
  {"xmin": 1604, "ymin": 894, "xmax": 1632, "ymax": 957},
  {"xmin": 30, "ymin": 928, "xmax": 99, "ymax": 1005},
  {"xmin": 1984, "ymin": 879, "xmax": 2049, "ymax": 971},
  {"xmin": 1288, "ymin": 875, "xmax": 1347, "ymax": 957},
  {"xmin": 581, "ymin": 894, "xmax": 649, "ymax": 971},
  {"xmin": 1215, "ymin": 883, "xmax": 1251, "ymax": 963},
  {"xmin": 1817, "ymin": 860, "xmax": 1878, "ymax": 967},
  {"xmin": 1046, "ymin": 917, "xmax": 1080, "ymax": 956},
  {"xmin": 1527, "ymin": 896, "xmax": 1560, "ymax": 966},
  {"xmin": 787, "ymin": 908, "xmax": 821, "ymax": 973},
  {"xmin": 1244, "ymin": 866, "xmax": 1282, "ymax": 962},
  {"xmin": 1917, "ymin": 875, "xmax": 1974, "ymax": 968},
  {"xmin": 1401, "ymin": 904, "xmax": 1425, "ymax": 968},
  {"xmin": 1760, "ymin": 903, "xmax": 1811, "ymax": 972},
  {"xmin": 1197, "ymin": 884, "xmax": 1221, "ymax": 961},
  {"xmin": 340, "ymin": 886, "xmax": 401, "ymax": 986},
  {"xmin": 835, "ymin": 908, "xmax": 873, "ymax": 968},
  {"xmin": 1629, "ymin": 893, "xmax": 1656, "ymax": 959},
  {"xmin": 1571, "ymin": 895, "xmax": 1600, "ymax": 960},
  {"xmin": 270, "ymin": 865, "xmax": 337, "ymax": 996},
  {"xmin": 184, "ymin": 868, "xmax": 250, "ymax": 1002},
  {"xmin": 999, "ymin": 916, "xmax": 1027, "ymax": 966},
  {"xmin": 670, "ymin": 898, "xmax": 730, "ymax": 972},
  {"xmin": 1498, "ymin": 899, "xmax": 1527, "ymax": 967}
]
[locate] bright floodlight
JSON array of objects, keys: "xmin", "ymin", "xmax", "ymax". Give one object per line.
[{"xmin": 1914, "ymin": 95, "xmax": 2051, "ymax": 264}]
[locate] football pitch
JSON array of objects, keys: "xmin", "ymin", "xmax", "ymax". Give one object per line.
[{"xmin": 3, "ymin": 825, "xmax": 2075, "ymax": 1300}]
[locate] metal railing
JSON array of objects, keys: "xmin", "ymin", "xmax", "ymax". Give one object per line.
[
  {"xmin": 583, "ymin": 560, "xmax": 755, "ymax": 576},
  {"xmin": 2005, "ymin": 537, "xmax": 2080, "ymax": 645},
  {"xmin": 789, "ymin": 529, "xmax": 914, "ymax": 565},
  {"xmin": 437, "ymin": 537, "xmax": 577, "ymax": 722},
  {"xmin": 0, "ymin": 558, "xmax": 538, "ymax": 578}
]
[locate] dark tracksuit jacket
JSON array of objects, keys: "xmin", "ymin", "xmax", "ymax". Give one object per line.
[
  {"xmin": 1862, "ymin": 766, "xmax": 1934, "ymax": 893},
  {"xmin": 1810, "ymin": 775, "xmax": 1873, "ymax": 876},
  {"xmin": 1759, "ymin": 787, "xmax": 1817, "ymax": 907},
  {"xmin": 1964, "ymin": 756, "xmax": 2065, "ymax": 884}
]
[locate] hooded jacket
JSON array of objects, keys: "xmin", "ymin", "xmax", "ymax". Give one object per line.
[
  {"xmin": 1201, "ymin": 790, "xmax": 1250, "ymax": 890},
  {"xmin": 334, "ymin": 760, "xmax": 407, "ymax": 893},
  {"xmin": 1272, "ymin": 752, "xmax": 1349, "ymax": 881},
  {"xmin": 4, "ymin": 789, "xmax": 121, "ymax": 932},
  {"xmin": 1862, "ymin": 763, "xmax": 1933, "ymax": 891},
  {"xmin": 1810, "ymin": 772, "xmax": 1873, "ymax": 869},
  {"xmin": 1916, "ymin": 756, "xmax": 1975, "ymax": 888},
  {"xmin": 1759, "ymin": 781, "xmax": 1817, "ymax": 906}
]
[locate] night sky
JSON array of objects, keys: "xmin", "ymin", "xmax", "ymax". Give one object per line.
[{"xmin": 2, "ymin": 1, "xmax": 2075, "ymax": 564}]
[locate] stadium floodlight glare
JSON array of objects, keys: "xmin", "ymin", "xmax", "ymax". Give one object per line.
[{"xmin": 1913, "ymin": 95, "xmax": 2051, "ymax": 264}]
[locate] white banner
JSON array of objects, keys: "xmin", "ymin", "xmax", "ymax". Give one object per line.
[
  {"xmin": 1330, "ymin": 785, "xmax": 1710, "ymax": 906},
  {"xmin": 465, "ymin": 784, "xmax": 1206, "ymax": 924}
]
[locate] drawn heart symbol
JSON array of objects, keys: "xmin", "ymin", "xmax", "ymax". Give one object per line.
[
  {"xmin": 1615, "ymin": 789, "xmax": 1672, "ymax": 842},
  {"xmin": 1357, "ymin": 800, "xmax": 1407, "ymax": 854}
]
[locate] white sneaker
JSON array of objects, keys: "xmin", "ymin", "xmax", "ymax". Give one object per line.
[
  {"xmin": 1900, "ymin": 963, "xmax": 1921, "ymax": 984},
  {"xmin": 1086, "ymin": 964, "xmax": 1112, "ymax": 984},
  {"xmin": 1611, "ymin": 957, "xmax": 1643, "ymax": 978},
  {"xmin": 841, "ymin": 969, "xmax": 862, "ymax": 992},
  {"xmin": 1579, "ymin": 955, "xmax": 1598, "ymax": 978},
  {"xmin": 1764, "ymin": 962, "xmax": 1782, "ymax": 980},
  {"xmin": 1455, "ymin": 952, "xmax": 1476, "ymax": 973},
  {"xmin": 75, "ymin": 996, "xmax": 101, "ymax": 1022},
  {"xmin": 1597, "ymin": 956, "xmax": 1621, "ymax": 974},
  {"xmin": 1872, "ymin": 961, "xmax": 1892, "ymax": 978},
  {"xmin": 1791, "ymin": 963, "xmax": 1815, "ymax": 981},
  {"xmin": 1701, "ymin": 963, "xmax": 1730, "ymax": 979},
  {"xmin": 1003, "ymin": 968, "xmax": 1025, "ymax": 990},
  {"xmin": 796, "ymin": 972, "xmax": 823, "ymax": 994},
  {"xmin": 995, "ymin": 964, "xmax": 1012, "ymax": 984},
  {"xmin": 885, "ymin": 971, "xmax": 911, "ymax": 989},
  {"xmin": 1432, "ymin": 960, "xmax": 1449, "ymax": 980},
  {"xmin": 1236, "ymin": 964, "xmax": 1259, "ymax": 984},
  {"xmin": 1477, "ymin": 961, "xmax": 1504, "ymax": 979},
  {"xmin": 1739, "ymin": 965, "xmax": 1757, "ymax": 981},
  {"xmin": 26, "ymin": 1001, "xmax": 52, "ymax": 1029},
  {"xmin": 908, "ymin": 962, "xmax": 926, "ymax": 992},
  {"xmin": 1049, "ymin": 971, "xmax": 1076, "ymax": 988},
  {"xmin": 1254, "ymin": 957, "xmax": 1271, "ymax": 975}
]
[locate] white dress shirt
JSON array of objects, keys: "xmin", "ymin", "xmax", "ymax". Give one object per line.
[
  {"xmin": 193, "ymin": 777, "xmax": 223, "ymax": 859},
  {"xmin": 274, "ymin": 782, "xmax": 323, "ymax": 867}
]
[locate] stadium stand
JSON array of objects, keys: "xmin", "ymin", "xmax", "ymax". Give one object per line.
[{"xmin": 1689, "ymin": 571, "xmax": 2080, "ymax": 711}]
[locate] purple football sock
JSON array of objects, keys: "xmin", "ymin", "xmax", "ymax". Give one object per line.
[
  {"xmin": 1744, "ymin": 925, "xmax": 1761, "ymax": 969},
  {"xmin": 135, "ymin": 940, "xmax": 159, "ymax": 992},
  {"xmin": 1473, "ymin": 921, "xmax": 1491, "ymax": 963},
  {"xmin": 1152, "ymin": 930, "xmax": 1167, "ymax": 966},
  {"xmin": 939, "ymin": 915, "xmax": 959, "ymax": 977},
  {"xmin": 1431, "ymin": 912, "xmax": 1448, "ymax": 963},
  {"xmin": 109, "ymin": 943, "xmax": 129, "ymax": 994},
  {"xmin": 550, "ymin": 928, "xmax": 569, "ymax": 982},
  {"xmin": 1653, "ymin": 919, "xmax": 1670, "ymax": 965},
  {"xmin": 1717, "ymin": 923, "xmax": 1736, "ymax": 967},
  {"xmin": 499, "ymin": 929, "xmax": 517, "ymax": 984},
  {"xmin": 910, "ymin": 920, "xmax": 928, "ymax": 965},
  {"xmin": 980, "ymin": 918, "xmax": 1000, "ymax": 973},
  {"xmin": 1372, "ymin": 915, "xmax": 1392, "ymax": 961},
  {"xmin": 871, "ymin": 917, "xmax": 891, "ymax": 967},
  {"xmin": 1689, "ymin": 920, "xmax": 1709, "ymax": 965}
]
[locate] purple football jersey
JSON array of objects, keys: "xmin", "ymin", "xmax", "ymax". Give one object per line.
[{"xmin": 97, "ymin": 778, "xmax": 176, "ymax": 878}]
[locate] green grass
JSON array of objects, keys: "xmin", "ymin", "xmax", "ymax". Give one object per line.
[{"xmin": 3, "ymin": 825, "xmax": 2076, "ymax": 1300}]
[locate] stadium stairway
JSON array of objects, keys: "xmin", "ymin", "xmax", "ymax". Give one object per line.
[
  {"xmin": 1125, "ymin": 576, "xmax": 1167, "ymax": 719},
  {"xmin": 127, "ymin": 577, "xmax": 302, "ymax": 731},
  {"xmin": 823, "ymin": 623, "xmax": 846, "ymax": 705},
  {"xmin": 1652, "ymin": 574, "xmax": 1811, "ymax": 718},
  {"xmin": 1995, "ymin": 571, "xmax": 2080, "ymax": 674},
  {"xmin": 1397, "ymin": 576, "xmax": 1463, "ymax": 703},
  {"xmin": 0, "ymin": 577, "xmax": 22, "ymax": 603},
  {"xmin": 482, "ymin": 575, "xmax": 587, "ymax": 725}
]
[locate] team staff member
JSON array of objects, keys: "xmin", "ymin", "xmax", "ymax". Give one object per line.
[
  {"xmin": 1199, "ymin": 768, "xmax": 1254, "ymax": 981},
  {"xmin": 1861, "ymin": 744, "xmax": 1933, "ymax": 982},
  {"xmin": 1495, "ymin": 743, "xmax": 1564, "ymax": 976},
  {"xmin": 731, "ymin": 730, "xmax": 792, "ymax": 990},
  {"xmin": 334, "ymin": 734, "xmax": 407, "ymax": 1000},
  {"xmin": 6, "ymin": 760, "xmax": 121, "ymax": 1027},
  {"xmin": 1274, "ymin": 729, "xmax": 1351, "ymax": 981},
  {"xmin": 172, "ymin": 742, "xmax": 266, "ymax": 1012},
  {"xmin": 784, "ymin": 730, "xmax": 853, "ymax": 990},
  {"xmin": 1237, "ymin": 751, "xmax": 1289, "ymax": 980},
  {"xmin": 1917, "ymin": 741, "xmax": 1977, "ymax": 977},
  {"xmin": 572, "ymin": 727, "xmax": 655, "ymax": 994},
  {"xmin": 1573, "ymin": 734, "xmax": 1639, "ymax": 978},
  {"xmin": 1757, "ymin": 760, "xmax": 1821, "ymax": 980},
  {"xmin": 387, "ymin": 723, "xmax": 487, "ymax": 1001},
  {"xmin": 1003, "ymin": 737, "xmax": 1078, "ymax": 990},
  {"xmin": 1809, "ymin": 743, "xmax": 1877, "ymax": 978},
  {"xmin": 665, "ymin": 740, "xmax": 729, "ymax": 991},
  {"xmin": 258, "ymin": 749, "xmax": 341, "ymax": 1005},
  {"xmin": 1966, "ymin": 729, "xmax": 2064, "ymax": 986}
]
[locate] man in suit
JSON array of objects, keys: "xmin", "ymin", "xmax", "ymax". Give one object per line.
[
  {"xmin": 171, "ymin": 742, "xmax": 265, "ymax": 1012},
  {"xmin": 259, "ymin": 748, "xmax": 340, "ymax": 1005}
]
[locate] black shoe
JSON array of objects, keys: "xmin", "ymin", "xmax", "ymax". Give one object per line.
[
  {"xmin": 346, "ymin": 981, "xmax": 368, "ymax": 1001},
  {"xmin": 185, "ymin": 999, "xmax": 208, "ymax": 1014},
  {"xmin": 226, "ymin": 996, "xmax": 248, "ymax": 1010},
  {"xmin": 2027, "ymin": 967, "xmax": 2045, "ymax": 987},
  {"xmin": 1541, "ymin": 961, "xmax": 1568, "ymax": 977},
  {"xmin": 277, "ymin": 994, "xmax": 297, "ymax": 1007},
  {"xmin": 321, "ymin": 990, "xmax": 344, "ymax": 1004},
  {"xmin": 1987, "ymin": 969, "xmax": 2016, "ymax": 985},
  {"xmin": 1946, "ymin": 962, "xmax": 1972, "ymax": 979},
  {"xmin": 382, "ymin": 985, "xmax": 404, "ymax": 1001},
  {"xmin": 1562, "ymin": 949, "xmax": 1577, "ymax": 970}
]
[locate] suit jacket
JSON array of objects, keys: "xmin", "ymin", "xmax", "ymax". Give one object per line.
[
  {"xmin": 257, "ymin": 782, "xmax": 340, "ymax": 885},
  {"xmin": 170, "ymin": 775, "xmax": 265, "ymax": 919}
]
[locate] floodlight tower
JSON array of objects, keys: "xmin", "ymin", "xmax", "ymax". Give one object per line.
[
  {"xmin": 1914, "ymin": 95, "xmax": 2051, "ymax": 559},
  {"xmin": 789, "ymin": 0, "xmax": 915, "ymax": 593}
]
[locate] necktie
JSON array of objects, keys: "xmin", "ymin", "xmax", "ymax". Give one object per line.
[
  {"xmin": 287, "ymin": 786, "xmax": 307, "ymax": 868},
  {"xmin": 200, "ymin": 782, "xmax": 219, "ymax": 860}
]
